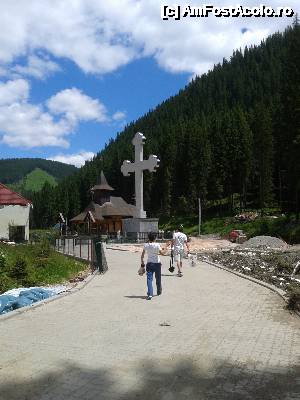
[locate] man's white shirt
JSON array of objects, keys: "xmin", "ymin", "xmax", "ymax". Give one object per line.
[{"xmin": 173, "ymin": 232, "xmax": 187, "ymax": 250}]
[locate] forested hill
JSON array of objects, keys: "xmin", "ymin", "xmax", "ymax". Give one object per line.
[
  {"xmin": 0, "ymin": 158, "xmax": 77, "ymax": 185},
  {"xmin": 31, "ymin": 23, "xmax": 300, "ymax": 227}
]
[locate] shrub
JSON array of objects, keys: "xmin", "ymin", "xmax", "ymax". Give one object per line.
[
  {"xmin": 9, "ymin": 257, "xmax": 28, "ymax": 283},
  {"xmin": 0, "ymin": 250, "xmax": 6, "ymax": 270},
  {"xmin": 35, "ymin": 237, "xmax": 51, "ymax": 258},
  {"xmin": 30, "ymin": 229, "xmax": 59, "ymax": 244},
  {"xmin": 34, "ymin": 257, "xmax": 49, "ymax": 269},
  {"xmin": 0, "ymin": 274, "xmax": 14, "ymax": 294}
]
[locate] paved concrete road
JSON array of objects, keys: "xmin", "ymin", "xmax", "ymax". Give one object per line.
[{"xmin": 0, "ymin": 249, "xmax": 299, "ymax": 400}]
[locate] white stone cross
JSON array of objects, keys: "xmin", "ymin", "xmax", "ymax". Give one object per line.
[{"xmin": 121, "ymin": 132, "xmax": 160, "ymax": 218}]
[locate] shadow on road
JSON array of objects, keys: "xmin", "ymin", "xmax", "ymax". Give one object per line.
[{"xmin": 0, "ymin": 357, "xmax": 299, "ymax": 400}]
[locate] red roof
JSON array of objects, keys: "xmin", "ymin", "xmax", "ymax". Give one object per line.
[{"xmin": 0, "ymin": 183, "xmax": 32, "ymax": 206}]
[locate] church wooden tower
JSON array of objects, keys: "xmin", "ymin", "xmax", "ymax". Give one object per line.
[{"xmin": 91, "ymin": 171, "xmax": 114, "ymax": 206}]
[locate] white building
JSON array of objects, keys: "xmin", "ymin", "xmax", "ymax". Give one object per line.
[{"xmin": 0, "ymin": 183, "xmax": 32, "ymax": 242}]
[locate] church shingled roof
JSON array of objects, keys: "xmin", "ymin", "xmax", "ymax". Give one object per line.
[{"xmin": 70, "ymin": 197, "xmax": 136, "ymax": 222}]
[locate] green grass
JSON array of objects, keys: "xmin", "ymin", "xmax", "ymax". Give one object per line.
[
  {"xmin": 159, "ymin": 214, "xmax": 300, "ymax": 244},
  {"xmin": 9, "ymin": 168, "xmax": 57, "ymax": 193},
  {"xmin": 0, "ymin": 242, "xmax": 86, "ymax": 294}
]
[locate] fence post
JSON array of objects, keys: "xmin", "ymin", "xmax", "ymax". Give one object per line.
[
  {"xmin": 92, "ymin": 237, "xmax": 108, "ymax": 273},
  {"xmin": 91, "ymin": 239, "xmax": 95, "ymax": 271}
]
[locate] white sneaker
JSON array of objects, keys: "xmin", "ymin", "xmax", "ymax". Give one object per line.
[{"xmin": 147, "ymin": 296, "xmax": 152, "ymax": 300}]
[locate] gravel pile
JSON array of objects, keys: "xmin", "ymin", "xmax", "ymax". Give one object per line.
[{"xmin": 240, "ymin": 235, "xmax": 288, "ymax": 250}]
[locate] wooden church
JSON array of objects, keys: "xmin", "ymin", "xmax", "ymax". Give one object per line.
[{"xmin": 70, "ymin": 171, "xmax": 136, "ymax": 234}]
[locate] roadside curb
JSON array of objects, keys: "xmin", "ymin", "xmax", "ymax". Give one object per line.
[
  {"xmin": 203, "ymin": 259, "xmax": 300, "ymax": 318},
  {"xmin": 0, "ymin": 271, "xmax": 99, "ymax": 322},
  {"xmin": 106, "ymin": 247, "xmax": 131, "ymax": 252}
]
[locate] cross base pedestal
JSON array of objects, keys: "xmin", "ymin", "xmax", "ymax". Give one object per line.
[{"xmin": 122, "ymin": 218, "xmax": 159, "ymax": 241}]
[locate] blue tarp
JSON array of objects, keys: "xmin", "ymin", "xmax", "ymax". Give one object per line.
[{"xmin": 0, "ymin": 288, "xmax": 52, "ymax": 315}]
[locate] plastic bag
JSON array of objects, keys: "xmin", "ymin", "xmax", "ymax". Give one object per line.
[
  {"xmin": 0, "ymin": 288, "xmax": 52, "ymax": 315},
  {"xmin": 0, "ymin": 295, "xmax": 17, "ymax": 314},
  {"xmin": 138, "ymin": 263, "xmax": 145, "ymax": 276}
]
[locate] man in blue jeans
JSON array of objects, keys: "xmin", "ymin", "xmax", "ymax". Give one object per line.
[{"xmin": 141, "ymin": 232, "xmax": 166, "ymax": 300}]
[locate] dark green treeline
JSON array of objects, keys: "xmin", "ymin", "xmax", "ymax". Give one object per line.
[
  {"xmin": 31, "ymin": 23, "xmax": 300, "ymax": 228},
  {"xmin": 0, "ymin": 158, "xmax": 77, "ymax": 185}
]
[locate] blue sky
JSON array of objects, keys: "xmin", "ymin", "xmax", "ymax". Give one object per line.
[
  {"xmin": 0, "ymin": 1, "xmax": 298, "ymax": 167},
  {"xmin": 2, "ymin": 57, "xmax": 189, "ymax": 161}
]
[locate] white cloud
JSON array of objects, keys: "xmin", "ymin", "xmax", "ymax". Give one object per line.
[
  {"xmin": 0, "ymin": 1, "xmax": 298, "ymax": 77},
  {"xmin": 112, "ymin": 111, "xmax": 126, "ymax": 121},
  {"xmin": 0, "ymin": 101, "xmax": 70, "ymax": 148},
  {"xmin": 47, "ymin": 88, "xmax": 108, "ymax": 123},
  {"xmin": 13, "ymin": 54, "xmax": 61, "ymax": 79},
  {"xmin": 48, "ymin": 151, "xmax": 95, "ymax": 167},
  {"xmin": 0, "ymin": 79, "xmax": 72, "ymax": 148},
  {"xmin": 0, "ymin": 1, "xmax": 137, "ymax": 75},
  {"xmin": 0, "ymin": 79, "xmax": 29, "ymax": 105},
  {"xmin": 0, "ymin": 80, "xmax": 114, "ymax": 149}
]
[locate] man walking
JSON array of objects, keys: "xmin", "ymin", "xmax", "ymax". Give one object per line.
[{"xmin": 171, "ymin": 225, "xmax": 190, "ymax": 277}]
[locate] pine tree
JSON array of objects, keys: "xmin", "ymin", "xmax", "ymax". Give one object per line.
[
  {"xmin": 232, "ymin": 107, "xmax": 253, "ymax": 209},
  {"xmin": 251, "ymin": 104, "xmax": 274, "ymax": 211},
  {"xmin": 280, "ymin": 23, "xmax": 300, "ymax": 217}
]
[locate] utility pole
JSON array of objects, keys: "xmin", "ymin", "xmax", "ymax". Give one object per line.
[{"xmin": 198, "ymin": 197, "xmax": 201, "ymax": 236}]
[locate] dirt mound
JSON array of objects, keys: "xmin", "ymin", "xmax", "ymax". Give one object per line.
[
  {"xmin": 240, "ymin": 235, "xmax": 288, "ymax": 250},
  {"xmin": 188, "ymin": 237, "xmax": 237, "ymax": 252}
]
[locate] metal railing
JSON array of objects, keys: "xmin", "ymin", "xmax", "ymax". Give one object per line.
[
  {"xmin": 55, "ymin": 231, "xmax": 174, "ymax": 272},
  {"xmin": 55, "ymin": 236, "xmax": 95, "ymax": 267},
  {"xmin": 55, "ymin": 236, "xmax": 109, "ymax": 273},
  {"xmin": 103, "ymin": 231, "xmax": 172, "ymax": 243}
]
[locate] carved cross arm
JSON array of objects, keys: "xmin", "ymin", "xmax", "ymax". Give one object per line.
[
  {"xmin": 121, "ymin": 160, "xmax": 134, "ymax": 176},
  {"xmin": 143, "ymin": 155, "xmax": 160, "ymax": 172}
]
